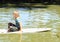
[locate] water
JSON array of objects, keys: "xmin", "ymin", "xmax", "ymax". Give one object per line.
[{"xmin": 0, "ymin": 5, "xmax": 60, "ymax": 42}]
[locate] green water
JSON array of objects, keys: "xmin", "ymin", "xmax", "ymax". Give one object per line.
[{"xmin": 0, "ymin": 5, "xmax": 60, "ymax": 42}]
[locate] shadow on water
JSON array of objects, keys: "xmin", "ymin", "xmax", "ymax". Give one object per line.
[{"xmin": 0, "ymin": 3, "xmax": 49, "ymax": 8}]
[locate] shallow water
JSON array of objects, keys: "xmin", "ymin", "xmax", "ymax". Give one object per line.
[{"xmin": 0, "ymin": 5, "xmax": 60, "ymax": 42}]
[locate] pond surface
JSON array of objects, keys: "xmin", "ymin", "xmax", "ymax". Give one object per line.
[{"xmin": 0, "ymin": 5, "xmax": 60, "ymax": 42}]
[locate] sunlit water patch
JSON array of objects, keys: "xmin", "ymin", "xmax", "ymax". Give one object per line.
[{"xmin": 0, "ymin": 8, "xmax": 60, "ymax": 28}]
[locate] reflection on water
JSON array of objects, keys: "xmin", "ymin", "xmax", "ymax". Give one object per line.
[
  {"xmin": 0, "ymin": 8, "xmax": 60, "ymax": 28},
  {"xmin": 0, "ymin": 7, "xmax": 60, "ymax": 42},
  {"xmin": 0, "ymin": 34, "xmax": 22, "ymax": 42}
]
